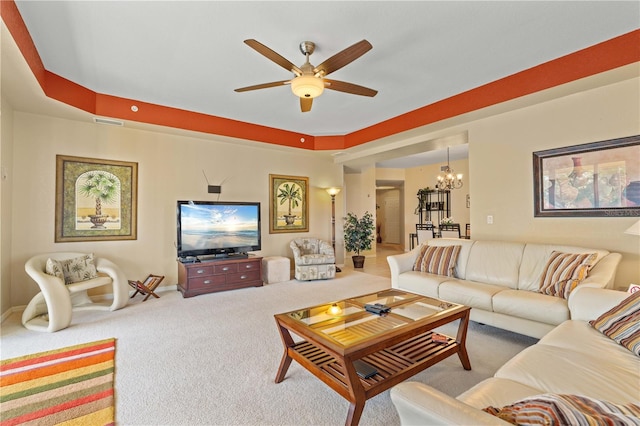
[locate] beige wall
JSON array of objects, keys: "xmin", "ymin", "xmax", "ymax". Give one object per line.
[
  {"xmin": 1, "ymin": 98, "xmax": 15, "ymax": 315},
  {"xmin": 468, "ymin": 77, "xmax": 639, "ymax": 290},
  {"xmin": 8, "ymin": 112, "xmax": 344, "ymax": 306},
  {"xmin": 344, "ymin": 167, "xmax": 377, "ymax": 258}
]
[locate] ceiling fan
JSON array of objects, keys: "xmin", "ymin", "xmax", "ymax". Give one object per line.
[{"xmin": 235, "ymin": 39, "xmax": 378, "ymax": 112}]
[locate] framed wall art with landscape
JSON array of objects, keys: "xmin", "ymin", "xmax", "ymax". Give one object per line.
[
  {"xmin": 533, "ymin": 135, "xmax": 640, "ymax": 217},
  {"xmin": 55, "ymin": 155, "xmax": 138, "ymax": 242},
  {"xmin": 269, "ymin": 174, "xmax": 309, "ymax": 233}
]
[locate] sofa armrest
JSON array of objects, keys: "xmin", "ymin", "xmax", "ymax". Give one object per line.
[
  {"xmin": 390, "ymin": 382, "xmax": 511, "ymax": 426},
  {"xmin": 569, "ymin": 287, "xmax": 629, "ymax": 321},
  {"xmin": 387, "ymin": 249, "xmax": 419, "ymax": 288},
  {"xmin": 581, "ymin": 252, "xmax": 622, "ymax": 289}
]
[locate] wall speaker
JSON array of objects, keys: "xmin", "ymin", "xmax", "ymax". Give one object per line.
[{"xmin": 208, "ymin": 185, "xmax": 221, "ymax": 194}]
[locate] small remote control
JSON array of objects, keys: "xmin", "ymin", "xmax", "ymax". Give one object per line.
[
  {"xmin": 365, "ymin": 303, "xmax": 391, "ymax": 315},
  {"xmin": 353, "ymin": 359, "xmax": 378, "ymax": 379}
]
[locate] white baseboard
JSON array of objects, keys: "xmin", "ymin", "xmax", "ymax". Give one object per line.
[
  {"xmin": 1, "ymin": 306, "xmax": 24, "ymax": 324},
  {"xmin": 0, "ymin": 285, "xmax": 179, "ymax": 325}
]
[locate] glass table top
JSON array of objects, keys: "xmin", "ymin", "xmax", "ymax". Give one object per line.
[{"xmin": 282, "ymin": 289, "xmax": 461, "ymax": 347}]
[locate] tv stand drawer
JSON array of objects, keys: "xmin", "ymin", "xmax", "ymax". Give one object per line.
[
  {"xmin": 227, "ymin": 270, "xmax": 260, "ymax": 284},
  {"xmin": 187, "ymin": 265, "xmax": 214, "ymax": 278},
  {"xmin": 190, "ymin": 275, "xmax": 226, "ymax": 290},
  {"xmin": 214, "ymin": 263, "xmax": 238, "ymax": 274},
  {"xmin": 177, "ymin": 257, "xmax": 263, "ymax": 298}
]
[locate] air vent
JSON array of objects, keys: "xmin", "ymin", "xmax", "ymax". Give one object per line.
[{"xmin": 93, "ymin": 117, "xmax": 124, "ymax": 126}]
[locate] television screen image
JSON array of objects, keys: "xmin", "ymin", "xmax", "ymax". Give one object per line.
[{"xmin": 177, "ymin": 201, "xmax": 261, "ymax": 258}]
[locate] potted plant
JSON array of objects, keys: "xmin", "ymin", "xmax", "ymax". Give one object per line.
[{"xmin": 343, "ymin": 211, "xmax": 375, "ymax": 268}]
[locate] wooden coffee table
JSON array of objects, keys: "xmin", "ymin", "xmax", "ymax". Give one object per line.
[{"xmin": 274, "ymin": 289, "xmax": 471, "ymax": 425}]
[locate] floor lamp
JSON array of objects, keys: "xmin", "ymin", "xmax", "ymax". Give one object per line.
[{"xmin": 326, "ymin": 187, "xmax": 342, "ymax": 273}]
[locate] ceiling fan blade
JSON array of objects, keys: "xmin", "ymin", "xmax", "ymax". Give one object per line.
[
  {"xmin": 314, "ymin": 40, "xmax": 372, "ymax": 76},
  {"xmin": 244, "ymin": 39, "xmax": 302, "ymax": 75},
  {"xmin": 324, "ymin": 79, "xmax": 378, "ymax": 97},
  {"xmin": 300, "ymin": 97, "xmax": 313, "ymax": 113},
  {"xmin": 234, "ymin": 80, "xmax": 290, "ymax": 92}
]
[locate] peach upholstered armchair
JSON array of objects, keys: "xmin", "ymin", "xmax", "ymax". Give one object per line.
[
  {"xmin": 290, "ymin": 238, "xmax": 336, "ymax": 281},
  {"xmin": 22, "ymin": 252, "xmax": 129, "ymax": 332}
]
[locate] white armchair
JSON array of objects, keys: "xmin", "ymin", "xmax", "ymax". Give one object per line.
[
  {"xmin": 22, "ymin": 252, "xmax": 129, "ymax": 332},
  {"xmin": 290, "ymin": 238, "xmax": 336, "ymax": 281}
]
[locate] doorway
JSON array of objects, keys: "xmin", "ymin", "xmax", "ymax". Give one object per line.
[{"xmin": 376, "ymin": 184, "xmax": 403, "ymax": 246}]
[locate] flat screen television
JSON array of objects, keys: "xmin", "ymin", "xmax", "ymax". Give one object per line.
[{"xmin": 176, "ymin": 200, "xmax": 261, "ymax": 260}]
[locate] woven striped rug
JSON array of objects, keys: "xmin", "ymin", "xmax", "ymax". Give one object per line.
[{"xmin": 0, "ymin": 338, "xmax": 116, "ymax": 426}]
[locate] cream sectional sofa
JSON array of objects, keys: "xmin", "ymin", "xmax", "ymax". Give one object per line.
[
  {"xmin": 387, "ymin": 239, "xmax": 622, "ymax": 339},
  {"xmin": 390, "ymin": 288, "xmax": 639, "ymax": 425}
]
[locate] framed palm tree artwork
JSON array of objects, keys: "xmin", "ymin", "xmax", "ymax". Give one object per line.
[
  {"xmin": 269, "ymin": 174, "xmax": 309, "ymax": 233},
  {"xmin": 55, "ymin": 155, "xmax": 138, "ymax": 242}
]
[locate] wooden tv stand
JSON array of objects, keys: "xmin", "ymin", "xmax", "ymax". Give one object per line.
[{"xmin": 177, "ymin": 256, "xmax": 262, "ymax": 298}]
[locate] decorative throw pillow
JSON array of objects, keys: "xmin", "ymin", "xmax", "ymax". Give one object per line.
[
  {"xmin": 412, "ymin": 245, "xmax": 461, "ymax": 277},
  {"xmin": 45, "ymin": 258, "xmax": 64, "ymax": 282},
  {"xmin": 538, "ymin": 251, "xmax": 597, "ymax": 299},
  {"xmin": 483, "ymin": 394, "xmax": 640, "ymax": 425},
  {"xmin": 590, "ymin": 291, "xmax": 640, "ymax": 356},
  {"xmin": 57, "ymin": 253, "xmax": 99, "ymax": 285}
]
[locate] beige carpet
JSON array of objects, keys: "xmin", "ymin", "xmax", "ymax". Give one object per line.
[{"xmin": 1, "ymin": 269, "xmax": 536, "ymax": 425}]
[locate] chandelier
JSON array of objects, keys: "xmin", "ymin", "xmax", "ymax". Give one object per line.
[{"xmin": 435, "ymin": 147, "xmax": 463, "ymax": 190}]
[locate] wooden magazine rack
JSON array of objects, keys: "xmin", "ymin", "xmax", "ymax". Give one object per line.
[{"xmin": 128, "ymin": 274, "xmax": 164, "ymax": 301}]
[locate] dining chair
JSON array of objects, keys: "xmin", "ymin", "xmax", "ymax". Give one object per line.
[{"xmin": 416, "ymin": 229, "xmax": 434, "ymax": 244}]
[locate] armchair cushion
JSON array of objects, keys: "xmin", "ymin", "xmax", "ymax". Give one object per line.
[
  {"xmin": 45, "ymin": 258, "xmax": 65, "ymax": 282},
  {"xmin": 47, "ymin": 253, "xmax": 99, "ymax": 284},
  {"xmin": 298, "ymin": 253, "xmax": 335, "ymax": 265}
]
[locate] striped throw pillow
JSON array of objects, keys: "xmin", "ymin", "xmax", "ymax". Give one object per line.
[
  {"xmin": 538, "ymin": 251, "xmax": 597, "ymax": 299},
  {"xmin": 483, "ymin": 394, "xmax": 640, "ymax": 425},
  {"xmin": 590, "ymin": 291, "xmax": 640, "ymax": 356},
  {"xmin": 412, "ymin": 245, "xmax": 461, "ymax": 277}
]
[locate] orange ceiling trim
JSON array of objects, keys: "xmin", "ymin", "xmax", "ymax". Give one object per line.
[
  {"xmin": 44, "ymin": 71, "xmax": 97, "ymax": 114},
  {"xmin": 345, "ymin": 29, "xmax": 640, "ymax": 147},
  {"xmin": 314, "ymin": 135, "xmax": 346, "ymax": 150},
  {"xmin": 94, "ymin": 94, "xmax": 315, "ymax": 149},
  {"xmin": 1, "ymin": 0, "xmax": 46, "ymax": 87}
]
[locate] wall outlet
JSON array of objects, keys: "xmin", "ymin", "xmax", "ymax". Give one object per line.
[{"xmin": 487, "ymin": 215, "xmax": 494, "ymax": 224}]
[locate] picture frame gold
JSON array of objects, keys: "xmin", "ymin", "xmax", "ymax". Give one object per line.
[
  {"xmin": 269, "ymin": 174, "xmax": 309, "ymax": 233},
  {"xmin": 55, "ymin": 155, "xmax": 138, "ymax": 242},
  {"xmin": 533, "ymin": 135, "xmax": 640, "ymax": 217}
]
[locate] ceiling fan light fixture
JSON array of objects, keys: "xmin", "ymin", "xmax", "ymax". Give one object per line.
[{"xmin": 291, "ymin": 75, "xmax": 324, "ymax": 99}]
